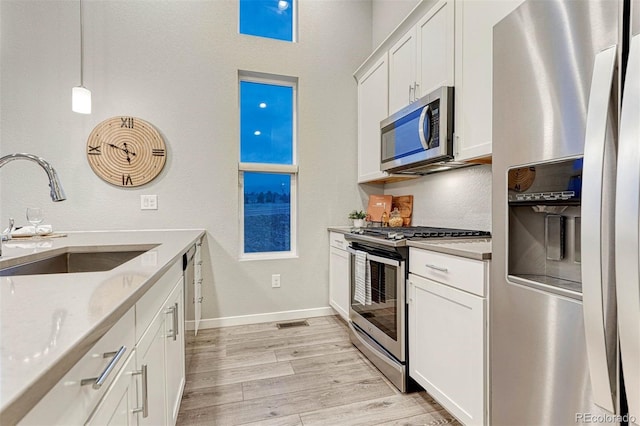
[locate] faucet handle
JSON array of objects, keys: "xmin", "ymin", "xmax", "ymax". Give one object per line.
[{"xmin": 2, "ymin": 218, "xmax": 15, "ymax": 240}]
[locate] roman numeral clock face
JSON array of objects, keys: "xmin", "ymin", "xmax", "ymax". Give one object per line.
[{"xmin": 86, "ymin": 116, "xmax": 167, "ymax": 187}]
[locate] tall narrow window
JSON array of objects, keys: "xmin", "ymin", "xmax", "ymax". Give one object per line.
[
  {"xmin": 239, "ymin": 0, "xmax": 295, "ymax": 42},
  {"xmin": 239, "ymin": 74, "xmax": 297, "ymax": 258}
]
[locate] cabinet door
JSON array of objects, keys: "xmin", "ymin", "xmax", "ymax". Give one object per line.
[
  {"xmin": 408, "ymin": 273, "xmax": 486, "ymax": 425},
  {"xmin": 136, "ymin": 310, "xmax": 167, "ymax": 426},
  {"xmin": 454, "ymin": 0, "xmax": 525, "ymax": 160},
  {"xmin": 85, "ymin": 351, "xmax": 138, "ymax": 426},
  {"xmin": 329, "ymin": 246, "xmax": 350, "ymax": 321},
  {"xmin": 194, "ymin": 241, "xmax": 203, "ymax": 334},
  {"xmin": 416, "ymin": 0, "xmax": 454, "ymax": 98},
  {"xmin": 357, "ymin": 53, "xmax": 389, "ymax": 183},
  {"xmin": 388, "ymin": 29, "xmax": 416, "ymax": 115},
  {"xmin": 165, "ymin": 279, "xmax": 185, "ymax": 425}
]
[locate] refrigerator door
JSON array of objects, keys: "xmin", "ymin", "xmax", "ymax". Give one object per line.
[
  {"xmin": 615, "ymin": 33, "xmax": 640, "ymax": 424},
  {"xmin": 492, "ymin": 0, "xmax": 620, "ymax": 424}
]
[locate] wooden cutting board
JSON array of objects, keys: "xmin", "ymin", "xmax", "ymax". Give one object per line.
[
  {"xmin": 392, "ymin": 195, "xmax": 413, "ymax": 226},
  {"xmin": 367, "ymin": 194, "xmax": 393, "ymax": 222}
]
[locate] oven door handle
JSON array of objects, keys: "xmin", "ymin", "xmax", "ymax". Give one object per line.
[{"xmin": 346, "ymin": 247, "xmax": 401, "ymax": 267}]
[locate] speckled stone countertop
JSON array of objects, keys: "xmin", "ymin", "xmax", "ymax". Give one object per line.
[
  {"xmin": 408, "ymin": 239, "xmax": 492, "ymax": 260},
  {"xmin": 0, "ymin": 229, "xmax": 205, "ymax": 424}
]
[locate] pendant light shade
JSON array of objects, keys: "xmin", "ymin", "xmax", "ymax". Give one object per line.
[
  {"xmin": 72, "ymin": 86, "xmax": 91, "ymax": 114},
  {"xmin": 73, "ymin": 0, "xmax": 91, "ymax": 114}
]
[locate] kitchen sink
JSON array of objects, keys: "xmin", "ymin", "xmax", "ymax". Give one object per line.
[{"xmin": 0, "ymin": 246, "xmax": 156, "ymax": 276}]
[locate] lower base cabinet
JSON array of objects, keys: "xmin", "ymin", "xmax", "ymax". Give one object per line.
[
  {"xmin": 408, "ymin": 248, "xmax": 489, "ymax": 426},
  {"xmin": 329, "ymin": 232, "xmax": 350, "ymax": 321},
  {"xmin": 19, "ymin": 259, "xmax": 187, "ymax": 426}
]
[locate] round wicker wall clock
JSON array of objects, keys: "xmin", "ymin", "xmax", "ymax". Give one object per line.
[{"xmin": 86, "ymin": 116, "xmax": 167, "ymax": 187}]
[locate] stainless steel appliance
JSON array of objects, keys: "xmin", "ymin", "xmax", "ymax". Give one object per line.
[
  {"xmin": 492, "ymin": 0, "xmax": 639, "ymax": 424},
  {"xmin": 345, "ymin": 226, "xmax": 491, "ymax": 392},
  {"xmin": 380, "ymin": 86, "xmax": 455, "ymax": 174}
]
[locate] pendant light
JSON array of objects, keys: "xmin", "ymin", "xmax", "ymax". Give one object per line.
[{"xmin": 72, "ymin": 0, "xmax": 91, "ymax": 114}]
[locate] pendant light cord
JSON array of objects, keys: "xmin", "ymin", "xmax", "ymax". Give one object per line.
[{"xmin": 79, "ymin": 0, "xmax": 84, "ymax": 87}]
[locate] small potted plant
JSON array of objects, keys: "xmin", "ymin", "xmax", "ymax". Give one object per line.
[{"xmin": 348, "ymin": 210, "xmax": 367, "ymax": 228}]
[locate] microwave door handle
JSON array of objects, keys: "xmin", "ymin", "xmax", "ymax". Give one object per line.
[
  {"xmin": 582, "ymin": 44, "xmax": 617, "ymax": 414},
  {"xmin": 418, "ymin": 105, "xmax": 431, "ymax": 150},
  {"xmin": 616, "ymin": 34, "xmax": 640, "ymax": 421}
]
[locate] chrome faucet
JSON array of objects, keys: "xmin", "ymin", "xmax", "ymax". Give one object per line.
[{"xmin": 0, "ymin": 153, "xmax": 67, "ymax": 257}]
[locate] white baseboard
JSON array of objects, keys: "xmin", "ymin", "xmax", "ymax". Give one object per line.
[{"xmin": 185, "ymin": 306, "xmax": 335, "ymax": 330}]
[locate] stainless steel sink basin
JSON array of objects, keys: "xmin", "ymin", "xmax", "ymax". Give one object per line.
[{"xmin": 0, "ymin": 247, "xmax": 154, "ymax": 276}]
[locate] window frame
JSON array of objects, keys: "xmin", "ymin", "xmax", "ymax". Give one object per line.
[
  {"xmin": 238, "ymin": 0, "xmax": 298, "ymax": 43},
  {"xmin": 238, "ymin": 73, "xmax": 298, "ymax": 261}
]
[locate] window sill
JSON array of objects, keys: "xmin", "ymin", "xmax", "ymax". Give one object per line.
[{"xmin": 239, "ymin": 252, "xmax": 299, "ymax": 261}]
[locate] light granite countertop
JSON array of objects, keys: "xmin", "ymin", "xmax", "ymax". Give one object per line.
[{"xmin": 0, "ymin": 229, "xmax": 205, "ymax": 424}]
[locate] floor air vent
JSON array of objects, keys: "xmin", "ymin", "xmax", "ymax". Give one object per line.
[{"xmin": 276, "ymin": 320, "xmax": 309, "ymax": 329}]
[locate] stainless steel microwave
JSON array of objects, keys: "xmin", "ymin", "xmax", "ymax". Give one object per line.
[{"xmin": 380, "ymin": 86, "xmax": 454, "ymax": 174}]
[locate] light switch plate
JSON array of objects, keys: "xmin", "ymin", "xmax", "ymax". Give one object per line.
[{"xmin": 141, "ymin": 195, "xmax": 158, "ymax": 210}]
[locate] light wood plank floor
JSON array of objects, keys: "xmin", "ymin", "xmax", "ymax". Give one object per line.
[{"xmin": 177, "ymin": 315, "xmax": 461, "ymax": 426}]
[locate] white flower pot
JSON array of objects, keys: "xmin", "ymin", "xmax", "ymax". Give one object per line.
[{"xmin": 353, "ymin": 219, "xmax": 365, "ymax": 228}]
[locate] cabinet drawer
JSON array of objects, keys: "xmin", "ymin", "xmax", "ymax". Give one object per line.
[
  {"xmin": 136, "ymin": 261, "xmax": 182, "ymax": 342},
  {"xmin": 329, "ymin": 232, "xmax": 348, "ymax": 250},
  {"xmin": 409, "ymin": 248, "xmax": 487, "ymax": 296},
  {"xmin": 20, "ymin": 308, "xmax": 135, "ymax": 425}
]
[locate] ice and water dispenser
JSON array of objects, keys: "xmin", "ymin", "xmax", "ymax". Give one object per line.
[{"xmin": 507, "ymin": 157, "xmax": 583, "ymax": 299}]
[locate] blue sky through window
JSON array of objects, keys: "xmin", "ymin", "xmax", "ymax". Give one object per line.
[
  {"xmin": 240, "ymin": 81, "xmax": 293, "ymax": 164},
  {"xmin": 239, "ymin": 0, "xmax": 293, "ymax": 42}
]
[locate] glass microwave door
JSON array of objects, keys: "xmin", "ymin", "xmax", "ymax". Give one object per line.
[{"xmin": 381, "ymin": 107, "xmax": 425, "ymax": 163}]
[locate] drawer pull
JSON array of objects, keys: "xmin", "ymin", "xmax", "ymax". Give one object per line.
[
  {"xmin": 80, "ymin": 346, "xmax": 126, "ymax": 390},
  {"xmin": 165, "ymin": 303, "xmax": 178, "ymax": 341},
  {"xmin": 132, "ymin": 364, "xmax": 148, "ymax": 418},
  {"xmin": 425, "ymin": 264, "xmax": 448, "ymax": 273},
  {"xmin": 197, "ymin": 278, "xmax": 203, "ymax": 284}
]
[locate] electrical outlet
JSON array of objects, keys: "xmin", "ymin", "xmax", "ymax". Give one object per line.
[
  {"xmin": 141, "ymin": 195, "xmax": 158, "ymax": 210},
  {"xmin": 272, "ymin": 274, "xmax": 281, "ymax": 288}
]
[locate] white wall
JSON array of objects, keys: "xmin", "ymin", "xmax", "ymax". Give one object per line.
[
  {"xmin": 0, "ymin": 1, "xmax": 372, "ymax": 321},
  {"xmin": 372, "ymin": 0, "xmax": 419, "ymax": 47}
]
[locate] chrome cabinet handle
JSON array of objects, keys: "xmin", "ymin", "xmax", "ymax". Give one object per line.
[
  {"xmin": 409, "ymin": 84, "xmax": 414, "ymax": 102},
  {"xmin": 197, "ymin": 278, "xmax": 203, "ymax": 284},
  {"xmin": 132, "ymin": 364, "xmax": 148, "ymax": 418},
  {"xmin": 425, "ymin": 264, "xmax": 448, "ymax": 273},
  {"xmin": 81, "ymin": 346, "xmax": 126, "ymax": 390},
  {"xmin": 414, "ymin": 82, "xmax": 419, "ymax": 99},
  {"xmin": 197, "ymin": 296, "xmax": 203, "ymax": 303},
  {"xmin": 165, "ymin": 303, "xmax": 178, "ymax": 340}
]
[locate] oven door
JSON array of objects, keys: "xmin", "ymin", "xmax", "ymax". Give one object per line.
[{"xmin": 347, "ymin": 246, "xmax": 405, "ymax": 362}]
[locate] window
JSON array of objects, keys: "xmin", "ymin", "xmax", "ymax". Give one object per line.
[
  {"xmin": 239, "ymin": 0, "xmax": 295, "ymax": 42},
  {"xmin": 239, "ymin": 74, "xmax": 297, "ymax": 258}
]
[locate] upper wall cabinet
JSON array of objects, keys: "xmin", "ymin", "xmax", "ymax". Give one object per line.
[
  {"xmin": 357, "ymin": 53, "xmax": 390, "ymax": 183},
  {"xmin": 389, "ymin": 0, "xmax": 454, "ymax": 115},
  {"xmin": 453, "ymin": 0, "xmax": 525, "ymax": 161}
]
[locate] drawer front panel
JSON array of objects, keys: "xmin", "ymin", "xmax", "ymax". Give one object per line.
[
  {"xmin": 20, "ymin": 307, "xmax": 135, "ymax": 425},
  {"xmin": 409, "ymin": 248, "xmax": 486, "ymax": 296},
  {"xmin": 329, "ymin": 232, "xmax": 348, "ymax": 250}
]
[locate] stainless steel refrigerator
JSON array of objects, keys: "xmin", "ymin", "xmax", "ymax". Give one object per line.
[{"xmin": 492, "ymin": 0, "xmax": 639, "ymax": 424}]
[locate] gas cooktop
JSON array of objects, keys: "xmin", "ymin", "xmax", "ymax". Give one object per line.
[{"xmin": 346, "ymin": 226, "xmax": 491, "ymax": 247}]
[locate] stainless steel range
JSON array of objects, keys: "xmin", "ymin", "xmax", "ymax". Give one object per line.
[{"xmin": 344, "ymin": 226, "xmax": 490, "ymax": 392}]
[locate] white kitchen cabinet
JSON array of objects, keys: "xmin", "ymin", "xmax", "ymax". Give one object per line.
[
  {"xmin": 164, "ymin": 281, "xmax": 185, "ymax": 425},
  {"xmin": 408, "ymin": 248, "xmax": 489, "ymax": 426},
  {"xmin": 137, "ymin": 301, "xmax": 168, "ymax": 426},
  {"xmin": 85, "ymin": 350, "xmax": 138, "ymax": 426},
  {"xmin": 135, "ymin": 263, "xmax": 184, "ymax": 426},
  {"xmin": 453, "ymin": 0, "xmax": 525, "ymax": 161},
  {"xmin": 389, "ymin": 0, "xmax": 454, "ymax": 115},
  {"xmin": 357, "ymin": 53, "xmax": 390, "ymax": 183},
  {"xmin": 329, "ymin": 232, "xmax": 350, "ymax": 321},
  {"xmin": 194, "ymin": 239, "xmax": 203, "ymax": 334}
]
